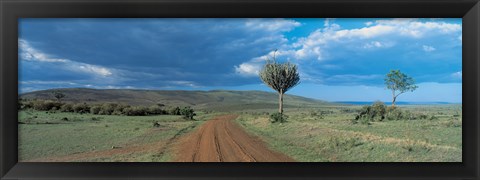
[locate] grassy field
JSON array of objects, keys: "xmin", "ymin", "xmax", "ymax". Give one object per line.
[
  {"xmin": 18, "ymin": 110, "xmax": 217, "ymax": 162},
  {"xmin": 18, "ymin": 89, "xmax": 462, "ymax": 162},
  {"xmin": 235, "ymin": 104, "xmax": 462, "ymax": 162}
]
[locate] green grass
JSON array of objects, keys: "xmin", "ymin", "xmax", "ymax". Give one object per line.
[
  {"xmin": 18, "ymin": 103, "xmax": 462, "ymax": 162},
  {"xmin": 18, "ymin": 110, "xmax": 217, "ymax": 162},
  {"xmin": 236, "ymin": 105, "xmax": 462, "ymax": 162}
]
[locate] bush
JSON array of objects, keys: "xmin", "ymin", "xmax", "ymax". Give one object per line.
[
  {"xmin": 99, "ymin": 103, "xmax": 118, "ymax": 115},
  {"xmin": 90, "ymin": 105, "xmax": 102, "ymax": 115},
  {"xmin": 180, "ymin": 106, "xmax": 196, "ymax": 120},
  {"xmin": 371, "ymin": 101, "xmax": 386, "ymax": 121},
  {"xmin": 32, "ymin": 100, "xmax": 63, "ymax": 111},
  {"xmin": 72, "ymin": 103, "xmax": 90, "ymax": 113},
  {"xmin": 19, "ymin": 100, "xmax": 34, "ymax": 110},
  {"xmin": 168, "ymin": 106, "xmax": 181, "ymax": 115},
  {"xmin": 113, "ymin": 104, "xmax": 130, "ymax": 115},
  {"xmin": 60, "ymin": 103, "xmax": 74, "ymax": 112},
  {"xmin": 354, "ymin": 101, "xmax": 386, "ymax": 123},
  {"xmin": 148, "ymin": 105, "xmax": 165, "ymax": 115},
  {"xmin": 123, "ymin": 106, "xmax": 148, "ymax": 116},
  {"xmin": 385, "ymin": 106, "xmax": 403, "ymax": 120},
  {"xmin": 270, "ymin": 112, "xmax": 288, "ymax": 123}
]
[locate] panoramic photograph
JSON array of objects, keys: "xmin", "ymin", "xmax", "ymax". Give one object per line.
[{"xmin": 18, "ymin": 18, "xmax": 462, "ymax": 162}]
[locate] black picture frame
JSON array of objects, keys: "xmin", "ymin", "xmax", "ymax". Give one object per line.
[{"xmin": 1, "ymin": 0, "xmax": 479, "ymax": 179}]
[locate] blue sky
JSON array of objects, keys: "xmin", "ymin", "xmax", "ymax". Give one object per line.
[{"xmin": 19, "ymin": 18, "xmax": 462, "ymax": 103}]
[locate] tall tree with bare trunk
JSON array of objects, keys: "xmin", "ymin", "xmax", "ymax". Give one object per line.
[
  {"xmin": 259, "ymin": 50, "xmax": 300, "ymax": 114},
  {"xmin": 384, "ymin": 70, "xmax": 418, "ymax": 107}
]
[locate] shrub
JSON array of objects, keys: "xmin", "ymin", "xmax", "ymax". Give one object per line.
[
  {"xmin": 403, "ymin": 110, "xmax": 417, "ymax": 120},
  {"xmin": 111, "ymin": 110, "xmax": 123, "ymax": 115},
  {"xmin": 385, "ymin": 106, "xmax": 403, "ymax": 120},
  {"xmin": 114, "ymin": 104, "xmax": 130, "ymax": 112},
  {"xmin": 32, "ymin": 100, "xmax": 63, "ymax": 111},
  {"xmin": 60, "ymin": 103, "xmax": 74, "ymax": 112},
  {"xmin": 355, "ymin": 101, "xmax": 387, "ymax": 122},
  {"xmin": 148, "ymin": 105, "xmax": 165, "ymax": 115},
  {"xmin": 123, "ymin": 106, "xmax": 148, "ymax": 116},
  {"xmin": 99, "ymin": 103, "xmax": 118, "ymax": 115},
  {"xmin": 180, "ymin": 106, "xmax": 196, "ymax": 120},
  {"xmin": 371, "ymin": 101, "xmax": 386, "ymax": 121},
  {"xmin": 90, "ymin": 105, "xmax": 102, "ymax": 115},
  {"xmin": 50, "ymin": 107, "xmax": 58, "ymax": 111},
  {"xmin": 353, "ymin": 101, "xmax": 387, "ymax": 124},
  {"xmin": 168, "ymin": 106, "xmax": 181, "ymax": 115},
  {"xmin": 72, "ymin": 103, "xmax": 90, "ymax": 113},
  {"xmin": 19, "ymin": 100, "xmax": 33, "ymax": 110},
  {"xmin": 270, "ymin": 112, "xmax": 288, "ymax": 123}
]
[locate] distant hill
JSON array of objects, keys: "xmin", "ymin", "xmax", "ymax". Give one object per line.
[{"xmin": 20, "ymin": 88, "xmax": 333, "ymax": 111}]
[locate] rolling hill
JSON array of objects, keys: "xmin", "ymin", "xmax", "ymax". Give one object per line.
[{"xmin": 20, "ymin": 88, "xmax": 332, "ymax": 111}]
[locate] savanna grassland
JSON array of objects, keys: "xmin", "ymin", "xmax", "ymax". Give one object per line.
[
  {"xmin": 18, "ymin": 89, "xmax": 462, "ymax": 162},
  {"xmin": 236, "ymin": 105, "xmax": 462, "ymax": 162},
  {"xmin": 19, "ymin": 110, "xmax": 218, "ymax": 162}
]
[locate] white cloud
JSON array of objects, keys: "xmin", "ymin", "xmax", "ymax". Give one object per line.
[
  {"xmin": 452, "ymin": 71, "xmax": 462, "ymax": 78},
  {"xmin": 20, "ymin": 80, "xmax": 77, "ymax": 85},
  {"xmin": 19, "ymin": 40, "xmax": 68, "ymax": 63},
  {"xmin": 19, "ymin": 39, "xmax": 114, "ymax": 78},
  {"xmin": 245, "ymin": 18, "xmax": 301, "ymax": 32},
  {"xmin": 422, "ymin": 45, "xmax": 436, "ymax": 52},
  {"xmin": 375, "ymin": 18, "xmax": 461, "ymax": 38},
  {"xmin": 169, "ymin": 81, "xmax": 201, "ymax": 88},
  {"xmin": 250, "ymin": 18, "xmax": 460, "ymax": 63},
  {"xmin": 234, "ymin": 62, "xmax": 262, "ymax": 76},
  {"xmin": 78, "ymin": 64, "xmax": 113, "ymax": 76},
  {"xmin": 363, "ymin": 41, "xmax": 384, "ymax": 49}
]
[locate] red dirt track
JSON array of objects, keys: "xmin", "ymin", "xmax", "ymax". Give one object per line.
[{"xmin": 174, "ymin": 114, "xmax": 295, "ymax": 162}]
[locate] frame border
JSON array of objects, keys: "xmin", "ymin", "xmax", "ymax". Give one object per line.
[{"xmin": 1, "ymin": 0, "xmax": 479, "ymax": 179}]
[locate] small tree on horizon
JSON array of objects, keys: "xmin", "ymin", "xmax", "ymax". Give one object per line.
[
  {"xmin": 259, "ymin": 50, "xmax": 300, "ymax": 115},
  {"xmin": 384, "ymin": 70, "xmax": 418, "ymax": 107},
  {"xmin": 52, "ymin": 91, "xmax": 66, "ymax": 102}
]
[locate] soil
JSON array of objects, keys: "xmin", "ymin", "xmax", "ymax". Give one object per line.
[
  {"xmin": 173, "ymin": 114, "xmax": 295, "ymax": 162},
  {"xmin": 26, "ymin": 114, "xmax": 295, "ymax": 162}
]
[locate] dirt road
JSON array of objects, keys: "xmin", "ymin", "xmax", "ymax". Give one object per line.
[{"xmin": 174, "ymin": 114, "xmax": 295, "ymax": 162}]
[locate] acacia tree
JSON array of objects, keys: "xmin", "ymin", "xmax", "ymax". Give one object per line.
[
  {"xmin": 259, "ymin": 51, "xmax": 300, "ymax": 114},
  {"xmin": 52, "ymin": 91, "xmax": 66, "ymax": 102},
  {"xmin": 384, "ymin": 70, "xmax": 418, "ymax": 107}
]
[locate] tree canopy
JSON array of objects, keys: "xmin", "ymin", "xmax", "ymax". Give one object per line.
[{"xmin": 384, "ymin": 70, "xmax": 418, "ymax": 107}]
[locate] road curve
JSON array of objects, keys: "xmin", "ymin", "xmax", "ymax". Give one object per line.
[{"xmin": 173, "ymin": 114, "xmax": 295, "ymax": 162}]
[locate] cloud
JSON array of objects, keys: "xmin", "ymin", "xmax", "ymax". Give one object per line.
[
  {"xmin": 19, "ymin": 40, "xmax": 68, "ymax": 63},
  {"xmin": 294, "ymin": 19, "xmax": 459, "ymax": 56},
  {"xmin": 169, "ymin": 81, "xmax": 201, "ymax": 88},
  {"xmin": 451, "ymin": 71, "xmax": 462, "ymax": 78},
  {"xmin": 245, "ymin": 18, "xmax": 301, "ymax": 32},
  {"xmin": 19, "ymin": 39, "xmax": 114, "ymax": 78},
  {"xmin": 422, "ymin": 45, "xmax": 436, "ymax": 52},
  {"xmin": 363, "ymin": 41, "xmax": 385, "ymax": 49},
  {"xmin": 235, "ymin": 62, "xmax": 262, "ymax": 76},
  {"xmin": 374, "ymin": 18, "xmax": 461, "ymax": 38},
  {"xmin": 78, "ymin": 64, "xmax": 113, "ymax": 76},
  {"xmin": 19, "ymin": 18, "xmax": 461, "ymax": 92},
  {"xmin": 234, "ymin": 18, "xmax": 461, "ymax": 86},
  {"xmin": 20, "ymin": 80, "xmax": 78, "ymax": 85}
]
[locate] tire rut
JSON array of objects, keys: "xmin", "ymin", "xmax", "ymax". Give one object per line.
[{"xmin": 174, "ymin": 114, "xmax": 295, "ymax": 162}]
